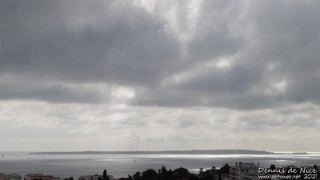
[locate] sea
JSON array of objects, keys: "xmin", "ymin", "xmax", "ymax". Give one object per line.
[{"xmin": 0, "ymin": 152, "xmax": 320, "ymax": 179}]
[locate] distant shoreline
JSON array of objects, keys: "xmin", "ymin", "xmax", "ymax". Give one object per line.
[{"xmin": 30, "ymin": 149, "xmax": 274, "ymax": 155}]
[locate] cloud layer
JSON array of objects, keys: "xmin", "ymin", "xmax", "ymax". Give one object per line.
[{"xmin": 1, "ymin": 0, "xmax": 320, "ymax": 151}]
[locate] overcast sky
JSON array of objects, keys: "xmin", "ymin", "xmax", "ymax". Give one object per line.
[{"xmin": 1, "ymin": 0, "xmax": 320, "ymax": 152}]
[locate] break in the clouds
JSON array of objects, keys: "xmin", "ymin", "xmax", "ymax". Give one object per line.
[{"xmin": 1, "ymin": 0, "xmax": 320, "ymax": 151}]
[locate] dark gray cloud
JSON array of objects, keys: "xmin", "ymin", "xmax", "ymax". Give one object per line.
[
  {"xmin": 0, "ymin": 0, "xmax": 179, "ymax": 86},
  {"xmin": 1, "ymin": 0, "xmax": 320, "ymax": 109},
  {"xmin": 131, "ymin": 0, "xmax": 320, "ymax": 110},
  {"xmin": 186, "ymin": 0, "xmax": 244, "ymax": 62},
  {"xmin": 0, "ymin": 82, "xmax": 106, "ymax": 103},
  {"xmin": 0, "ymin": 0, "xmax": 181, "ymax": 103},
  {"xmin": 174, "ymin": 65, "xmax": 260, "ymax": 93}
]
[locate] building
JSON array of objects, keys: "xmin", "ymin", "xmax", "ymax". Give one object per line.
[
  {"xmin": 0, "ymin": 173, "xmax": 21, "ymax": 180},
  {"xmin": 0, "ymin": 173, "xmax": 10, "ymax": 180},
  {"xmin": 24, "ymin": 174, "xmax": 60, "ymax": 180},
  {"xmin": 230, "ymin": 162, "xmax": 258, "ymax": 180},
  {"xmin": 78, "ymin": 175, "xmax": 114, "ymax": 180},
  {"xmin": 78, "ymin": 175, "xmax": 101, "ymax": 180},
  {"xmin": 220, "ymin": 173, "xmax": 230, "ymax": 180}
]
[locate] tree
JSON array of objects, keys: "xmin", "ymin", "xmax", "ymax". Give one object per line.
[
  {"xmin": 270, "ymin": 164, "xmax": 276, "ymax": 170},
  {"xmin": 313, "ymin": 165, "xmax": 318, "ymax": 170},
  {"xmin": 133, "ymin": 172, "xmax": 141, "ymax": 180},
  {"xmin": 103, "ymin": 170, "xmax": 109, "ymax": 180},
  {"xmin": 142, "ymin": 169, "xmax": 158, "ymax": 180},
  {"xmin": 220, "ymin": 163, "xmax": 230, "ymax": 174}
]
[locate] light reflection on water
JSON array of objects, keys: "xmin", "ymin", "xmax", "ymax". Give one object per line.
[{"xmin": 0, "ymin": 152, "xmax": 319, "ymax": 178}]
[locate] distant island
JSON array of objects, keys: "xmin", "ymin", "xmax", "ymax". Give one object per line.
[{"xmin": 30, "ymin": 149, "xmax": 273, "ymax": 155}]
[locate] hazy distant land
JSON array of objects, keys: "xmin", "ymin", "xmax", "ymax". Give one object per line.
[{"xmin": 30, "ymin": 149, "xmax": 274, "ymax": 155}]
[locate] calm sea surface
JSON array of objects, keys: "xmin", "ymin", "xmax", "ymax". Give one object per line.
[{"xmin": 0, "ymin": 152, "xmax": 320, "ymax": 178}]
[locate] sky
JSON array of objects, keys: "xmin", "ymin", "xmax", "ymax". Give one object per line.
[{"xmin": 0, "ymin": 0, "xmax": 320, "ymax": 152}]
